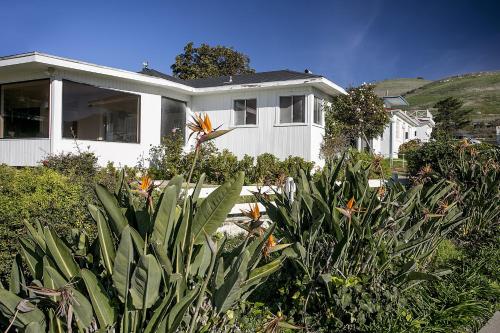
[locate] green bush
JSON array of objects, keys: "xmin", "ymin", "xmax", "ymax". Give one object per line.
[
  {"xmin": 398, "ymin": 139, "xmax": 422, "ymax": 157},
  {"xmin": 148, "ymin": 131, "xmax": 185, "ymax": 180},
  {"xmin": 147, "ymin": 138, "xmax": 315, "ymax": 185},
  {"xmin": 0, "ymin": 165, "xmax": 89, "ymax": 280},
  {"xmin": 349, "ymin": 150, "xmax": 391, "ymax": 178}
]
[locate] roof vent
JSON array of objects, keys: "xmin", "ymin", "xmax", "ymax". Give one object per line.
[
  {"xmin": 224, "ymin": 75, "xmax": 233, "ymax": 84},
  {"xmin": 304, "ymin": 69, "xmax": 312, "ymax": 74},
  {"xmin": 142, "ymin": 61, "xmax": 149, "ymax": 69}
]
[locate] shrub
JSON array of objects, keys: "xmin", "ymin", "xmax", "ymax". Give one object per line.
[
  {"xmin": 349, "ymin": 150, "xmax": 391, "ymax": 178},
  {"xmin": 148, "ymin": 130, "xmax": 185, "ymax": 179},
  {"xmin": 398, "ymin": 138, "xmax": 422, "ymax": 157},
  {"xmin": 0, "ymin": 165, "xmax": 89, "ymax": 280},
  {"xmin": 204, "ymin": 149, "xmax": 239, "ymax": 183}
]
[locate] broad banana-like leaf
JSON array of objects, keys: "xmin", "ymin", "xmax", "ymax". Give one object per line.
[
  {"xmin": 191, "ymin": 173, "xmax": 206, "ymax": 204},
  {"xmin": 95, "ymin": 184, "xmax": 128, "ymax": 236},
  {"xmin": 81, "ymin": 269, "xmax": 117, "ymax": 329},
  {"xmin": 43, "ymin": 259, "xmax": 64, "ymax": 332},
  {"xmin": 191, "ymin": 172, "xmax": 244, "ymax": 244},
  {"xmin": 9, "ymin": 254, "xmax": 26, "ymax": 295},
  {"xmin": 43, "ymin": 227, "xmax": 79, "ymax": 280},
  {"xmin": 243, "ymin": 257, "xmax": 284, "ymax": 287},
  {"xmin": 113, "ymin": 226, "xmax": 135, "ymax": 302},
  {"xmin": 167, "ymin": 175, "xmax": 184, "ymax": 198},
  {"xmin": 0, "ymin": 289, "xmax": 46, "ymax": 330},
  {"xmin": 213, "ymin": 249, "xmax": 250, "ymax": 314},
  {"xmin": 89, "ymin": 204, "xmax": 116, "ymax": 276},
  {"xmin": 130, "ymin": 254, "xmax": 162, "ymax": 309},
  {"xmin": 152, "ymin": 185, "xmax": 178, "ymax": 251},
  {"xmin": 190, "ymin": 244, "xmax": 211, "ymax": 278},
  {"xmin": 23, "ymin": 220, "xmax": 46, "ymax": 252},
  {"xmin": 19, "ymin": 238, "xmax": 43, "ymax": 280},
  {"xmin": 164, "ymin": 286, "xmax": 200, "ymax": 332},
  {"xmin": 45, "ymin": 265, "xmax": 94, "ymax": 330}
]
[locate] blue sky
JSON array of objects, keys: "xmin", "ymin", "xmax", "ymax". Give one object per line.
[{"xmin": 1, "ymin": 0, "xmax": 499, "ymax": 87}]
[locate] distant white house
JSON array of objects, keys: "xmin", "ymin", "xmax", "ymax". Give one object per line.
[
  {"xmin": 358, "ymin": 96, "xmax": 434, "ymax": 158},
  {"xmin": 0, "ymin": 52, "xmax": 346, "ymax": 167}
]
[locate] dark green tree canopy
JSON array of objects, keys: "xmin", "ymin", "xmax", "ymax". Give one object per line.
[
  {"xmin": 432, "ymin": 97, "xmax": 472, "ymax": 138},
  {"xmin": 171, "ymin": 42, "xmax": 255, "ymax": 80}
]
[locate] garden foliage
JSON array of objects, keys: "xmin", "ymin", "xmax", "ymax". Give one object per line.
[{"xmin": 0, "ymin": 171, "xmax": 288, "ymax": 332}]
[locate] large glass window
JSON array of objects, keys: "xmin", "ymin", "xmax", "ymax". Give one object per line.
[
  {"xmin": 314, "ymin": 97, "xmax": 323, "ymax": 125},
  {"xmin": 233, "ymin": 99, "xmax": 257, "ymax": 126},
  {"xmin": 0, "ymin": 80, "xmax": 50, "ymax": 139},
  {"xmin": 161, "ymin": 97, "xmax": 186, "ymax": 139},
  {"xmin": 62, "ymin": 81, "xmax": 140, "ymax": 143},
  {"xmin": 279, "ymin": 95, "xmax": 305, "ymax": 123}
]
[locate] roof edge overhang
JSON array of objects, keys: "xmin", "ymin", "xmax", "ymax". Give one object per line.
[{"xmin": 0, "ymin": 52, "xmax": 347, "ymax": 97}]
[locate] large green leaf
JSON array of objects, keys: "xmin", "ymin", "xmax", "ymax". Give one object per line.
[
  {"xmin": 164, "ymin": 286, "xmax": 200, "ymax": 332},
  {"xmin": 112, "ymin": 226, "xmax": 135, "ymax": 302},
  {"xmin": 19, "ymin": 238, "xmax": 42, "ymax": 279},
  {"xmin": 9, "ymin": 254, "xmax": 26, "ymax": 295},
  {"xmin": 95, "ymin": 184, "xmax": 128, "ymax": 236},
  {"xmin": 80, "ymin": 269, "xmax": 117, "ymax": 329},
  {"xmin": 213, "ymin": 249, "xmax": 250, "ymax": 314},
  {"xmin": 89, "ymin": 204, "xmax": 116, "ymax": 276},
  {"xmin": 191, "ymin": 172, "xmax": 244, "ymax": 244},
  {"xmin": 151, "ymin": 185, "xmax": 178, "ymax": 251},
  {"xmin": 130, "ymin": 254, "xmax": 162, "ymax": 309},
  {"xmin": 43, "ymin": 227, "xmax": 79, "ymax": 280},
  {"xmin": 45, "ymin": 265, "xmax": 94, "ymax": 330},
  {"xmin": 0, "ymin": 289, "xmax": 45, "ymax": 330}
]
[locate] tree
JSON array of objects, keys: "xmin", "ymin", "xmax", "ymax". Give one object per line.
[
  {"xmin": 432, "ymin": 97, "xmax": 472, "ymax": 138},
  {"xmin": 323, "ymin": 84, "xmax": 389, "ymax": 155},
  {"xmin": 171, "ymin": 42, "xmax": 255, "ymax": 80}
]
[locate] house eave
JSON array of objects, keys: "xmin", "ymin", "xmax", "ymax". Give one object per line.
[{"xmin": 0, "ymin": 52, "xmax": 347, "ymax": 96}]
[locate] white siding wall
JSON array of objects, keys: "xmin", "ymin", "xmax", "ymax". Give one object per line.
[
  {"xmin": 191, "ymin": 87, "xmax": 317, "ymax": 163},
  {"xmin": 0, "ymin": 139, "xmax": 50, "ymax": 166},
  {"xmin": 0, "ymin": 67, "xmax": 191, "ymax": 166}
]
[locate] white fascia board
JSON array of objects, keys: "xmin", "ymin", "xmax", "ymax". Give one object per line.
[
  {"xmin": 193, "ymin": 77, "xmax": 347, "ymax": 96},
  {"xmin": 0, "ymin": 52, "xmax": 347, "ymax": 96},
  {"xmin": 0, "ymin": 52, "xmax": 196, "ymax": 93}
]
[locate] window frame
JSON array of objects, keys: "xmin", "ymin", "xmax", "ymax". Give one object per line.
[
  {"xmin": 61, "ymin": 80, "xmax": 141, "ymax": 144},
  {"xmin": 161, "ymin": 96, "xmax": 187, "ymax": 141},
  {"xmin": 313, "ymin": 96, "xmax": 324, "ymax": 126},
  {"xmin": 231, "ymin": 97, "xmax": 258, "ymax": 127},
  {"xmin": 277, "ymin": 95, "xmax": 307, "ymax": 126},
  {"xmin": 0, "ymin": 79, "xmax": 51, "ymax": 140}
]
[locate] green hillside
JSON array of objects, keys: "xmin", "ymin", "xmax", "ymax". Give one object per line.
[
  {"xmin": 404, "ymin": 71, "xmax": 500, "ymax": 116},
  {"xmin": 374, "ymin": 72, "xmax": 500, "ymax": 142},
  {"xmin": 374, "ymin": 78, "xmax": 432, "ymax": 97}
]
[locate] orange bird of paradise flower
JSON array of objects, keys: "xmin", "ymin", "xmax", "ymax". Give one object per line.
[
  {"xmin": 336, "ymin": 197, "xmax": 364, "ymax": 219},
  {"xmin": 262, "ymin": 234, "xmax": 277, "ymax": 258},
  {"xmin": 240, "ymin": 203, "xmax": 265, "ymax": 234},
  {"xmin": 187, "ymin": 113, "xmax": 232, "ymax": 147}
]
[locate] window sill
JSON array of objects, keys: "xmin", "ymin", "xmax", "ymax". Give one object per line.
[
  {"xmin": 274, "ymin": 122, "xmax": 309, "ymax": 127},
  {"xmin": 229, "ymin": 124, "xmax": 259, "ymax": 129},
  {"xmin": 61, "ymin": 138, "xmax": 141, "ymax": 145},
  {"xmin": 312, "ymin": 123, "xmax": 324, "ymax": 129}
]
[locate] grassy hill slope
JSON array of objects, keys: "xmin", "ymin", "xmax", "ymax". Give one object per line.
[
  {"xmin": 374, "ymin": 78, "xmax": 432, "ymax": 97},
  {"xmin": 404, "ymin": 71, "xmax": 500, "ymax": 116},
  {"xmin": 374, "ymin": 72, "xmax": 500, "ymax": 142}
]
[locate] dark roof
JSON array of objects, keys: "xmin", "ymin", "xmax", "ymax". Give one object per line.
[
  {"xmin": 139, "ymin": 68, "xmax": 190, "ymax": 85},
  {"xmin": 139, "ymin": 68, "xmax": 323, "ymax": 88}
]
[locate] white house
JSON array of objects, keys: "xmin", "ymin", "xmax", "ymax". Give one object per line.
[
  {"xmin": 359, "ymin": 96, "xmax": 434, "ymax": 158},
  {"xmin": 0, "ymin": 52, "xmax": 346, "ymax": 167}
]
